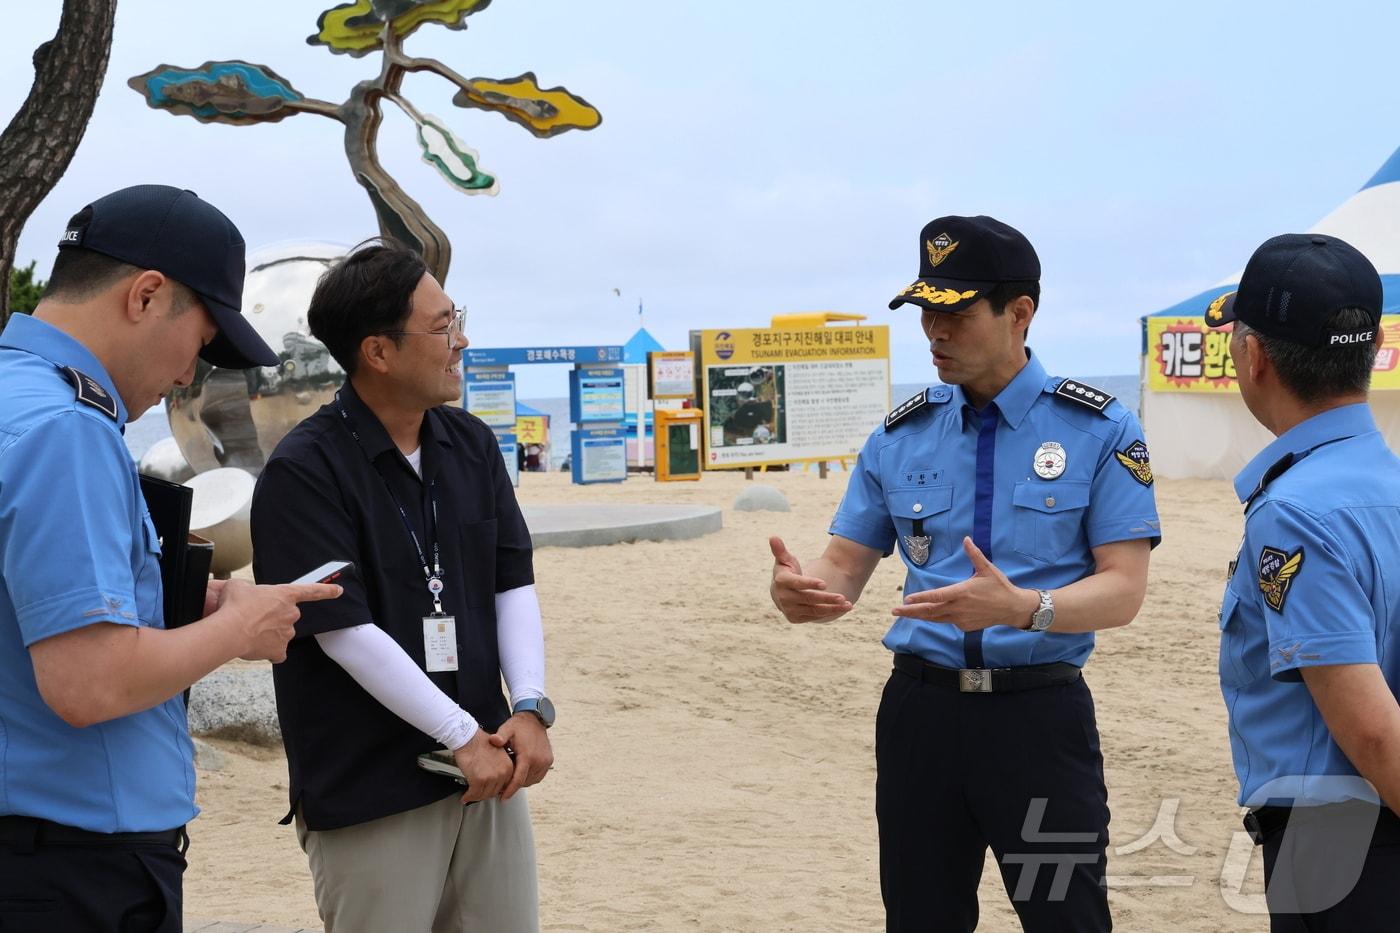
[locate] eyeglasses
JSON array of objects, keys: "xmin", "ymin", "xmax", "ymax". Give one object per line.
[{"xmin": 380, "ymin": 308, "xmax": 467, "ymax": 348}]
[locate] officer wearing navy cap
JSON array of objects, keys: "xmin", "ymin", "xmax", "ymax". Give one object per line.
[
  {"xmin": 769, "ymin": 215, "xmax": 1159, "ymax": 931},
  {"xmin": 0, "ymin": 185, "xmax": 341, "ymax": 931},
  {"xmin": 1206, "ymin": 233, "xmax": 1400, "ymax": 927}
]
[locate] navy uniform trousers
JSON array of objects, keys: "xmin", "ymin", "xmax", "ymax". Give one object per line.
[
  {"xmin": 876, "ymin": 664, "xmax": 1111, "ymax": 932},
  {"xmin": 1258, "ymin": 801, "xmax": 1400, "ymax": 932},
  {"xmin": 0, "ymin": 817, "xmax": 185, "ymax": 933}
]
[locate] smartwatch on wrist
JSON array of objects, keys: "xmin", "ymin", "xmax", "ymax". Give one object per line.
[
  {"xmin": 1028, "ymin": 590, "xmax": 1055, "ymax": 632},
  {"xmin": 512, "ymin": 696, "xmax": 556, "ymax": 729}
]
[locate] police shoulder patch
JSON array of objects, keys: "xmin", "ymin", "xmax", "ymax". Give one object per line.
[
  {"xmin": 1114, "ymin": 439, "xmax": 1154, "ymax": 486},
  {"xmin": 60, "ymin": 365, "xmax": 119, "ymax": 422},
  {"xmin": 1054, "ymin": 378, "xmax": 1115, "ymax": 413},
  {"xmin": 1258, "ymin": 545, "xmax": 1304, "ymax": 613},
  {"xmin": 886, "ymin": 389, "xmax": 931, "ymax": 429}
]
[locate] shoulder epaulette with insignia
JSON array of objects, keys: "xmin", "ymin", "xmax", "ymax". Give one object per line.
[
  {"xmin": 1244, "ymin": 452, "xmax": 1295, "ymax": 511},
  {"xmin": 885, "ymin": 387, "xmax": 951, "ymax": 429},
  {"xmin": 1053, "ymin": 378, "xmax": 1114, "ymax": 414},
  {"xmin": 59, "ymin": 365, "xmax": 119, "ymax": 422},
  {"xmin": 885, "ymin": 390, "xmax": 929, "ymax": 429}
]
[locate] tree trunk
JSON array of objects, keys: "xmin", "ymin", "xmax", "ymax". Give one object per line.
[{"xmin": 0, "ymin": 0, "xmax": 117, "ymax": 326}]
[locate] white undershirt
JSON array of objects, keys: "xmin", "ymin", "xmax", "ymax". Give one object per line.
[{"xmin": 312, "ymin": 444, "xmax": 546, "ymax": 750}]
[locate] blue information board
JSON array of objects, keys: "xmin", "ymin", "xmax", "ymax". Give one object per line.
[
  {"xmin": 496, "ymin": 431, "xmax": 519, "ymax": 488},
  {"xmin": 569, "ymin": 367, "xmax": 626, "ymax": 424},
  {"xmin": 464, "ymin": 371, "xmax": 517, "ymax": 429},
  {"xmin": 571, "ymin": 427, "xmax": 628, "ymax": 484},
  {"xmin": 463, "ymin": 346, "xmax": 623, "ymax": 367}
]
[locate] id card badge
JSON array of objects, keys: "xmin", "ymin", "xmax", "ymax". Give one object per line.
[{"xmin": 423, "ymin": 614, "xmax": 458, "ymax": 672}]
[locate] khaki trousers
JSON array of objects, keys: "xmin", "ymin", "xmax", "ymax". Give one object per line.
[{"xmin": 296, "ymin": 791, "xmax": 538, "ymax": 933}]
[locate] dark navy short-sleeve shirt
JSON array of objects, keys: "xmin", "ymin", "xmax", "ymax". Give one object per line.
[{"xmin": 251, "ymin": 380, "xmax": 534, "ymax": 831}]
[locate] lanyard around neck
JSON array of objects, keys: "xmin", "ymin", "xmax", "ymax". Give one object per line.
[{"xmin": 335, "ymin": 392, "xmax": 446, "ymax": 614}]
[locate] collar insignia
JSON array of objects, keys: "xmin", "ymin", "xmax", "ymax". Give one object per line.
[
  {"xmin": 1258, "ymin": 545, "xmax": 1304, "ymax": 613},
  {"xmin": 902, "ymin": 534, "xmax": 931, "ymax": 566},
  {"xmin": 60, "ymin": 366, "xmax": 118, "ymax": 421},
  {"xmin": 1114, "ymin": 439, "xmax": 1154, "ymax": 486},
  {"xmin": 926, "ymin": 233, "xmax": 959, "ymax": 267}
]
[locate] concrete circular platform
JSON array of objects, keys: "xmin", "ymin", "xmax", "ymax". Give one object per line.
[{"xmin": 521, "ymin": 504, "xmax": 722, "ymax": 548}]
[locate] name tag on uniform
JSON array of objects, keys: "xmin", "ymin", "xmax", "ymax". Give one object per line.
[{"xmin": 423, "ymin": 615, "xmax": 458, "ymax": 672}]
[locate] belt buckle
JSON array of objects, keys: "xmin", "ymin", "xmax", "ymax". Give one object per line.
[{"xmin": 958, "ymin": 668, "xmax": 993, "ymax": 693}]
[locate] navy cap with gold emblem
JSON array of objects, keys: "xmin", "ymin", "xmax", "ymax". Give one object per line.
[
  {"xmin": 889, "ymin": 215, "xmax": 1041, "ymax": 314},
  {"xmin": 1203, "ymin": 233, "xmax": 1382, "ymax": 349}
]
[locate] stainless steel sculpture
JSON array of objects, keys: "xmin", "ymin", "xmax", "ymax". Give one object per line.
[
  {"xmin": 165, "ymin": 242, "xmax": 346, "ymax": 474},
  {"xmin": 128, "ymin": 0, "xmax": 602, "ymax": 284}
]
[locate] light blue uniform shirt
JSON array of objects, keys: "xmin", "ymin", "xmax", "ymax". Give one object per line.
[
  {"xmin": 1220, "ymin": 403, "xmax": 1400, "ymax": 807},
  {"xmin": 0, "ymin": 313, "xmax": 196, "ymax": 832},
  {"xmin": 831, "ymin": 351, "xmax": 1161, "ymax": 669}
]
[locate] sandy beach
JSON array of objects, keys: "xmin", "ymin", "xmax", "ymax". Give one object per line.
[{"xmin": 185, "ymin": 469, "xmax": 1265, "ymax": 932}]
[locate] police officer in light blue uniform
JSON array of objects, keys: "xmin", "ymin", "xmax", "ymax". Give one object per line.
[
  {"xmin": 1207, "ymin": 233, "xmax": 1400, "ymax": 928},
  {"xmin": 769, "ymin": 216, "xmax": 1159, "ymax": 932},
  {"xmin": 0, "ymin": 185, "xmax": 339, "ymax": 932}
]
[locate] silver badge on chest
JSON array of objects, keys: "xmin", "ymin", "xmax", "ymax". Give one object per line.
[
  {"xmin": 1033, "ymin": 441, "xmax": 1066, "ymax": 479},
  {"xmin": 902, "ymin": 535, "xmax": 931, "ymax": 566}
]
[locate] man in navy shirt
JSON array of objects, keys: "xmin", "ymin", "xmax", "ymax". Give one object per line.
[
  {"xmin": 770, "ymin": 216, "xmax": 1159, "ymax": 931},
  {"xmin": 1208, "ymin": 233, "xmax": 1400, "ymax": 927},
  {"xmin": 252, "ymin": 242, "xmax": 553, "ymax": 932},
  {"xmin": 0, "ymin": 185, "xmax": 339, "ymax": 932}
]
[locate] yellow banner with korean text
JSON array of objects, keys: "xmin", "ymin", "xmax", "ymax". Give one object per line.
[{"xmin": 1146, "ymin": 315, "xmax": 1400, "ymax": 392}]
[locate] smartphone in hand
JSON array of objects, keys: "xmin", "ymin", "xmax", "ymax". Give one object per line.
[{"xmin": 291, "ymin": 561, "xmax": 355, "ymax": 586}]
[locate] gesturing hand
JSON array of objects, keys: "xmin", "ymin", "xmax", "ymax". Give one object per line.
[
  {"xmin": 769, "ymin": 536, "xmax": 850, "ymax": 623},
  {"xmin": 892, "ymin": 537, "xmax": 1037, "ymax": 632}
]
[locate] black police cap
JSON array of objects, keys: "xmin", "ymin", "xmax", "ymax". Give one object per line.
[
  {"xmin": 1204, "ymin": 233, "xmax": 1382, "ymax": 349},
  {"xmin": 889, "ymin": 215, "xmax": 1041, "ymax": 313},
  {"xmin": 58, "ymin": 185, "xmax": 277, "ymax": 369}
]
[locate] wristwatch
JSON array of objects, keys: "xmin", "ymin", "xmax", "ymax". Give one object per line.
[
  {"xmin": 1028, "ymin": 589, "xmax": 1055, "ymax": 632},
  {"xmin": 512, "ymin": 696, "xmax": 556, "ymax": 729}
]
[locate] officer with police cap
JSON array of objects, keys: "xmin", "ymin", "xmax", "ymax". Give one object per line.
[
  {"xmin": 769, "ymin": 215, "xmax": 1160, "ymax": 931},
  {"xmin": 0, "ymin": 185, "xmax": 341, "ymax": 931},
  {"xmin": 1207, "ymin": 232, "xmax": 1400, "ymax": 927}
]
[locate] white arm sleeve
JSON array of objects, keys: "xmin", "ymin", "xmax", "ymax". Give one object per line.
[
  {"xmin": 315, "ymin": 623, "xmax": 478, "ymax": 750},
  {"xmin": 497, "ymin": 583, "xmax": 546, "ymax": 707}
]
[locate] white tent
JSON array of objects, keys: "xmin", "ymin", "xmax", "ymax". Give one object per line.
[{"xmin": 1141, "ymin": 147, "xmax": 1400, "ymax": 479}]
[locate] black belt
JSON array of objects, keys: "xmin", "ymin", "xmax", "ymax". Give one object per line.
[
  {"xmin": 1244, "ymin": 802, "xmax": 1400, "ymax": 846},
  {"xmin": 0, "ymin": 815, "xmax": 188, "ymax": 854},
  {"xmin": 893, "ymin": 653, "xmax": 1081, "ymax": 693}
]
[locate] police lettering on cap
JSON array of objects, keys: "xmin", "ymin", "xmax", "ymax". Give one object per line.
[
  {"xmin": 888, "ymin": 215, "xmax": 1041, "ymax": 314},
  {"xmin": 1203, "ymin": 233, "xmax": 1382, "ymax": 349},
  {"xmin": 57, "ymin": 185, "xmax": 276, "ymax": 369}
]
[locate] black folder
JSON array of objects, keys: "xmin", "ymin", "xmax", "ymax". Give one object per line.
[{"xmin": 138, "ymin": 473, "xmax": 212, "ymax": 630}]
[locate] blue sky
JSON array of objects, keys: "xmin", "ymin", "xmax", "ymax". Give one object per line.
[{"xmin": 5, "ymin": 1, "xmax": 1400, "ymax": 396}]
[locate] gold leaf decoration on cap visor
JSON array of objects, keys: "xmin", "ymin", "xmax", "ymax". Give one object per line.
[
  {"xmin": 1206, "ymin": 292, "xmax": 1232, "ymax": 322},
  {"xmin": 900, "ymin": 282, "xmax": 978, "ymax": 305}
]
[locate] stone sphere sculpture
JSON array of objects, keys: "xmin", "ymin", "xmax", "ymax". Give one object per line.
[{"xmin": 165, "ymin": 241, "xmax": 348, "ymax": 475}]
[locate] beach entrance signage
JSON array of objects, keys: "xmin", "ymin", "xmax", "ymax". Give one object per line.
[
  {"xmin": 568, "ymin": 366, "xmax": 627, "ymax": 484},
  {"xmin": 690, "ymin": 326, "xmax": 891, "ymax": 469},
  {"xmin": 463, "ymin": 346, "xmax": 623, "ymax": 485},
  {"xmin": 1148, "ymin": 316, "xmax": 1400, "ymax": 392}
]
